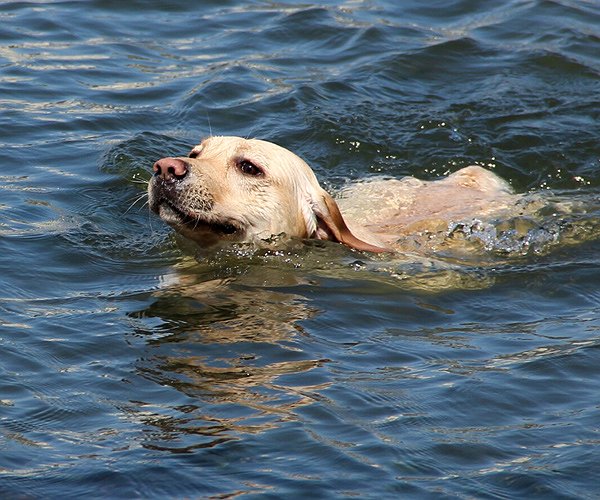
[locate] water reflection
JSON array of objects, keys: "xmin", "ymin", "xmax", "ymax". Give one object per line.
[{"xmin": 128, "ymin": 264, "xmax": 330, "ymax": 452}]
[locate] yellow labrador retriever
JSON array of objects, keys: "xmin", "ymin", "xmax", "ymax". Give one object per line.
[{"xmin": 148, "ymin": 136, "xmax": 517, "ymax": 254}]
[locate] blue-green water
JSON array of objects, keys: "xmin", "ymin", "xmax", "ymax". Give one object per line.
[{"xmin": 2, "ymin": 1, "xmax": 600, "ymax": 498}]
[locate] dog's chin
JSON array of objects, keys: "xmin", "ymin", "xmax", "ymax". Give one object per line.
[{"xmin": 156, "ymin": 202, "xmax": 243, "ymax": 244}]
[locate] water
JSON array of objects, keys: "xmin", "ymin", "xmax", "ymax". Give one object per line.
[{"xmin": 1, "ymin": 0, "xmax": 600, "ymax": 497}]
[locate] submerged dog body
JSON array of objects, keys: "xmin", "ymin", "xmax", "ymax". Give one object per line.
[{"xmin": 148, "ymin": 136, "xmax": 516, "ymax": 254}]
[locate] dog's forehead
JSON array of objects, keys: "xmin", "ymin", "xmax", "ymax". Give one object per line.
[
  {"xmin": 241, "ymin": 139, "xmax": 301, "ymax": 165},
  {"xmin": 200, "ymin": 136, "xmax": 309, "ymax": 171}
]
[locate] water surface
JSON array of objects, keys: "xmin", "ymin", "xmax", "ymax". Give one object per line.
[{"xmin": 1, "ymin": 0, "xmax": 600, "ymax": 498}]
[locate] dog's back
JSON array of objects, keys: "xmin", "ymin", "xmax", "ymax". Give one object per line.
[{"xmin": 337, "ymin": 166, "xmax": 517, "ymax": 252}]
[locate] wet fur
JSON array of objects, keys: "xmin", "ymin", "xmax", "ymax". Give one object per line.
[{"xmin": 148, "ymin": 136, "xmax": 517, "ymax": 254}]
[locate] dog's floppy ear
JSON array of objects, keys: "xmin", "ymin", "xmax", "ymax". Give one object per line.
[{"xmin": 304, "ymin": 188, "xmax": 389, "ymax": 253}]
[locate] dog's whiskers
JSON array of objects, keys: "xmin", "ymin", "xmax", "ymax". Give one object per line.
[
  {"xmin": 130, "ymin": 178, "xmax": 150, "ymax": 185},
  {"xmin": 125, "ymin": 192, "xmax": 149, "ymax": 214}
]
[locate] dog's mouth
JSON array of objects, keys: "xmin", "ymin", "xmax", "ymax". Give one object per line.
[{"xmin": 156, "ymin": 199, "xmax": 240, "ymax": 236}]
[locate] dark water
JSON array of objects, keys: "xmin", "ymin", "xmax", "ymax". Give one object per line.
[{"xmin": 2, "ymin": 0, "xmax": 600, "ymax": 498}]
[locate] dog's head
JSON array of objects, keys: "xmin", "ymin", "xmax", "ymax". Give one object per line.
[{"xmin": 148, "ymin": 136, "xmax": 387, "ymax": 252}]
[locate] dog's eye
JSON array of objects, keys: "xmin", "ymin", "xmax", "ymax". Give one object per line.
[{"xmin": 237, "ymin": 159, "xmax": 263, "ymax": 176}]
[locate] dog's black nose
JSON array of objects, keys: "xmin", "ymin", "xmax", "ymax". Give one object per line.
[{"xmin": 153, "ymin": 157, "xmax": 189, "ymax": 181}]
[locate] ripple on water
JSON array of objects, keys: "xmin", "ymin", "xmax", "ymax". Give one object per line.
[{"xmin": 0, "ymin": 0, "xmax": 600, "ymax": 498}]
